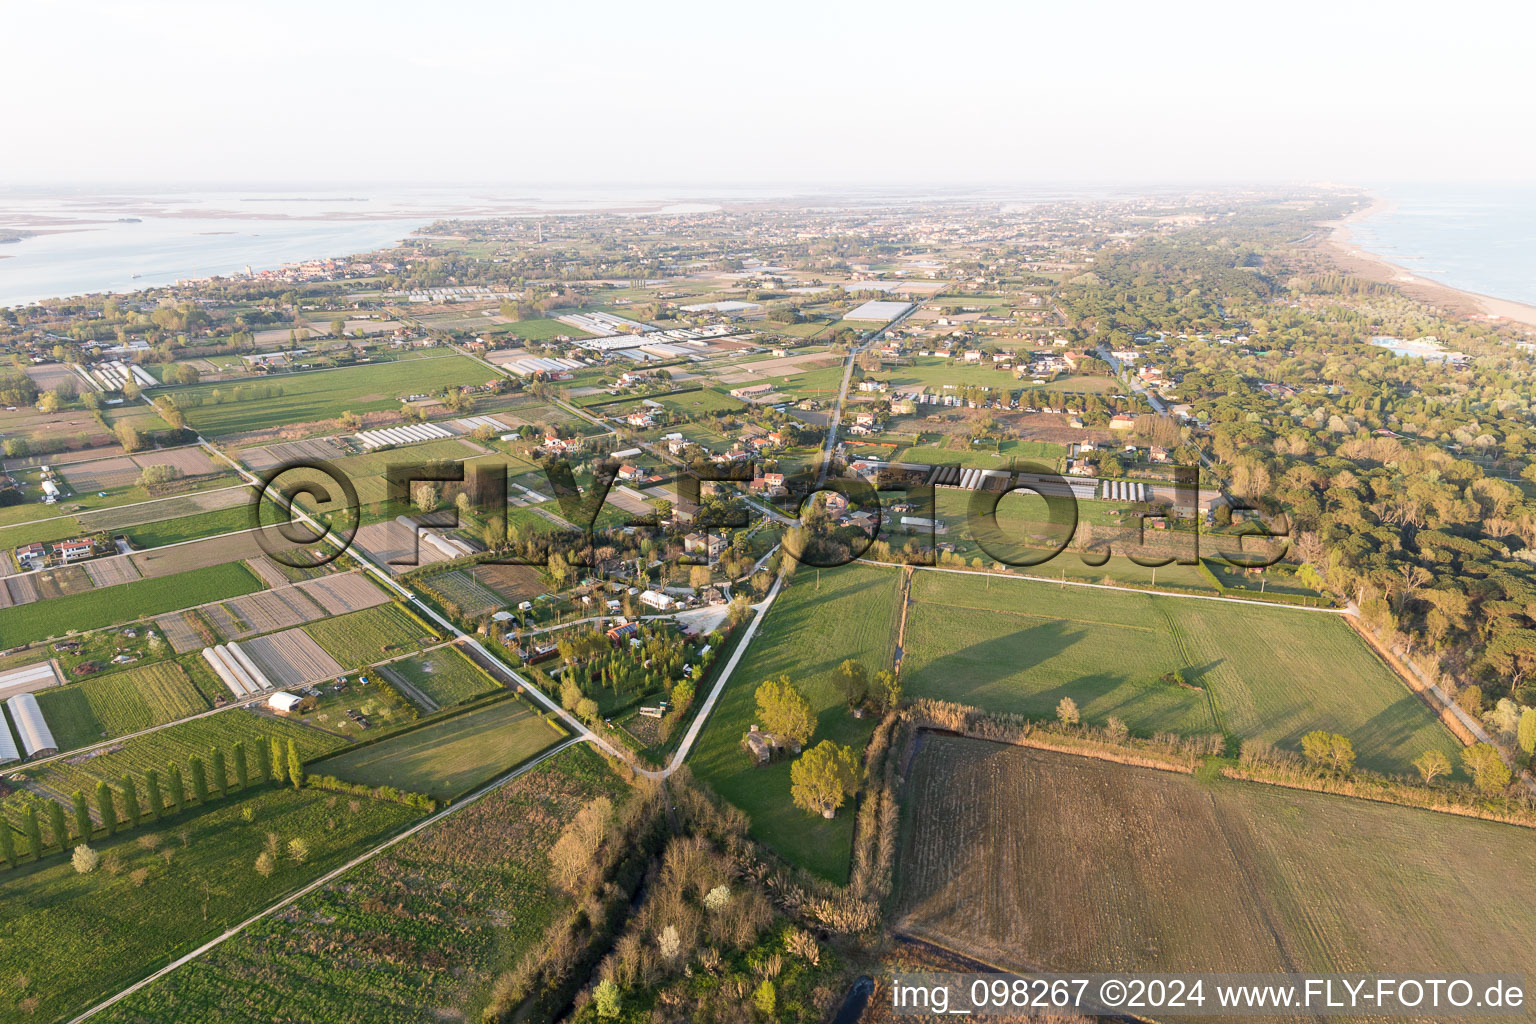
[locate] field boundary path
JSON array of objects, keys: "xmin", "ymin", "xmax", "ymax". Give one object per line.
[
  {"xmin": 66, "ymin": 738, "xmax": 581, "ymax": 1024},
  {"xmin": 855, "ymin": 558, "xmax": 1351, "ymax": 614}
]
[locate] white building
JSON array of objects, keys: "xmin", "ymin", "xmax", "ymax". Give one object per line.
[{"xmin": 267, "ymin": 692, "xmax": 304, "ymax": 714}]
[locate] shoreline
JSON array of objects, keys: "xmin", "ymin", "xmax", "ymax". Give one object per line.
[{"xmin": 1320, "ymin": 197, "xmax": 1536, "ymax": 330}]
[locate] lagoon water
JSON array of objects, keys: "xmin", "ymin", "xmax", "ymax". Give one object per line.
[
  {"xmin": 0, "ymin": 213, "xmax": 425, "ymax": 309},
  {"xmin": 0, "ymin": 186, "xmax": 757, "ymax": 308},
  {"xmin": 1352, "ymin": 185, "xmax": 1536, "ymax": 308}
]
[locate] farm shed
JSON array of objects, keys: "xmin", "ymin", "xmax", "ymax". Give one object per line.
[
  {"xmin": 639, "ymin": 590, "xmax": 675, "ymax": 611},
  {"xmin": 267, "ymin": 692, "xmax": 304, "ymax": 714},
  {"xmin": 8, "ymin": 692, "xmax": 58, "ymax": 756}
]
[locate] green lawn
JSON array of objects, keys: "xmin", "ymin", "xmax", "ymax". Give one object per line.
[
  {"xmin": 896, "ymin": 438, "xmax": 1067, "ymax": 469},
  {"xmin": 122, "ymin": 505, "xmax": 254, "ymax": 549},
  {"xmin": 385, "ymin": 646, "xmax": 501, "ymax": 708},
  {"xmin": 0, "ymin": 788, "xmax": 417, "ymax": 1024},
  {"xmin": 688, "ymin": 562, "xmax": 902, "ymax": 882},
  {"xmin": 315, "ymin": 698, "xmax": 562, "ymax": 800},
  {"xmin": 0, "ymin": 561, "xmax": 262, "ymax": 648},
  {"xmin": 174, "ymin": 356, "xmax": 494, "ymax": 436},
  {"xmin": 303, "ymin": 604, "xmax": 438, "ymax": 669},
  {"xmin": 900, "ymin": 571, "xmax": 1462, "ymax": 775}
]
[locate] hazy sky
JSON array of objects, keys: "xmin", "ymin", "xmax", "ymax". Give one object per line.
[{"xmin": 3, "ymin": 0, "xmax": 1532, "ymax": 187}]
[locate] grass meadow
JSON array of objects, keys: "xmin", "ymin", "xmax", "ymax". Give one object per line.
[
  {"xmin": 688, "ymin": 562, "xmax": 902, "ymax": 882},
  {"xmin": 174, "ymin": 356, "xmax": 492, "ymax": 436},
  {"xmin": 899, "ymin": 572, "xmax": 1460, "ymax": 775},
  {"xmin": 315, "ymin": 698, "xmax": 560, "ymax": 800},
  {"xmin": 386, "ymin": 646, "xmax": 501, "ymax": 708}
]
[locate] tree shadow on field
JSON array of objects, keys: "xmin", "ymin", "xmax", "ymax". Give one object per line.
[
  {"xmin": 909, "ymin": 619, "xmax": 1084, "ymax": 703},
  {"xmin": 1284, "ymin": 695, "xmax": 1450, "ymax": 775}
]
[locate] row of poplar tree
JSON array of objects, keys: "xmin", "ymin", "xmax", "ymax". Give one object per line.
[{"xmin": 0, "ymin": 736, "xmax": 307, "ymax": 867}]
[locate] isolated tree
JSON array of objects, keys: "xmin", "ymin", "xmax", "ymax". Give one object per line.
[
  {"xmin": 593, "ymin": 978, "xmax": 621, "ymax": 1019},
  {"xmin": 1056, "ymin": 696, "xmax": 1080, "ymax": 727},
  {"xmin": 189, "ymin": 755, "xmax": 209, "ymax": 804},
  {"xmin": 72, "ymin": 790, "xmax": 91, "ymax": 842},
  {"xmin": 120, "ymin": 775, "xmax": 142, "ymax": 827},
  {"xmin": 96, "ymin": 781, "xmax": 118, "ymax": 834},
  {"xmin": 1301, "ymin": 731, "xmax": 1355, "ymax": 774},
  {"xmin": 270, "ymin": 737, "xmax": 288, "ymax": 786},
  {"xmin": 166, "ymin": 764, "xmax": 186, "ymax": 813},
  {"xmin": 209, "ymin": 747, "xmax": 227, "ymax": 796},
  {"xmin": 688, "ymin": 564, "xmax": 712, "ymax": 589},
  {"xmin": 790, "ymin": 741, "xmax": 861, "ymax": 818},
  {"xmin": 254, "ymin": 851, "xmax": 276, "ymax": 878},
  {"xmin": 232, "ymin": 742, "xmax": 249, "ymax": 791},
  {"xmin": 287, "ymin": 739, "xmax": 304, "ymax": 790},
  {"xmin": 1462, "ymin": 743, "xmax": 1512, "ymax": 795},
  {"xmin": 22, "ymin": 807, "xmax": 43, "ymax": 860},
  {"xmin": 287, "ymin": 838, "xmax": 309, "ymax": 865},
  {"xmin": 575, "ymin": 697, "xmax": 599, "ymax": 723},
  {"xmin": 72, "ymin": 844, "xmax": 99, "ymax": 874},
  {"xmin": 1413, "ymin": 749, "xmax": 1452, "ymax": 786},
  {"xmin": 1105, "ymin": 716, "xmax": 1130, "ymax": 744},
  {"xmin": 755, "ymin": 676, "xmax": 814, "ymax": 747},
  {"xmin": 834, "ymin": 659, "xmax": 869, "ymax": 710},
  {"xmin": 114, "ymin": 420, "xmax": 142, "ymax": 453},
  {"xmin": 47, "ymin": 801, "xmax": 68, "ymax": 852},
  {"xmin": 144, "ymin": 769, "xmax": 163, "ymax": 820}
]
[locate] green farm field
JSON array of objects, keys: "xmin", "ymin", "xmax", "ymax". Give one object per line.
[
  {"xmin": 303, "ymin": 603, "xmax": 438, "ymax": 669},
  {"xmin": 173, "ymin": 356, "xmax": 493, "ymax": 436},
  {"xmin": 899, "ymin": 572, "xmax": 1460, "ymax": 774},
  {"xmin": 689, "ymin": 562, "xmax": 902, "ymax": 881},
  {"xmin": 315, "ymin": 698, "xmax": 561, "ymax": 799},
  {"xmin": 91, "ymin": 745, "xmax": 626, "ymax": 1024},
  {"xmin": 19, "ymin": 708, "xmax": 351, "ymax": 804},
  {"xmin": 385, "ymin": 646, "xmax": 501, "ymax": 708},
  {"xmin": 36, "ymin": 661, "xmax": 210, "ymax": 752},
  {"xmin": 897, "ymin": 737, "xmax": 1536, "ymax": 990},
  {"xmin": 895, "ymin": 437, "xmax": 1067, "ymax": 469},
  {"xmin": 0, "ymin": 561, "xmax": 262, "ymax": 648},
  {"xmin": 0, "ymin": 788, "xmax": 416, "ymax": 1024}
]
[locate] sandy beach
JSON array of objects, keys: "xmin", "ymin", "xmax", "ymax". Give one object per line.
[{"xmin": 1320, "ymin": 198, "xmax": 1536, "ymax": 330}]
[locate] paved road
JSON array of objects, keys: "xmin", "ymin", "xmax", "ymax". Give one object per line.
[{"xmin": 816, "ymin": 304, "xmax": 919, "ymax": 486}]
